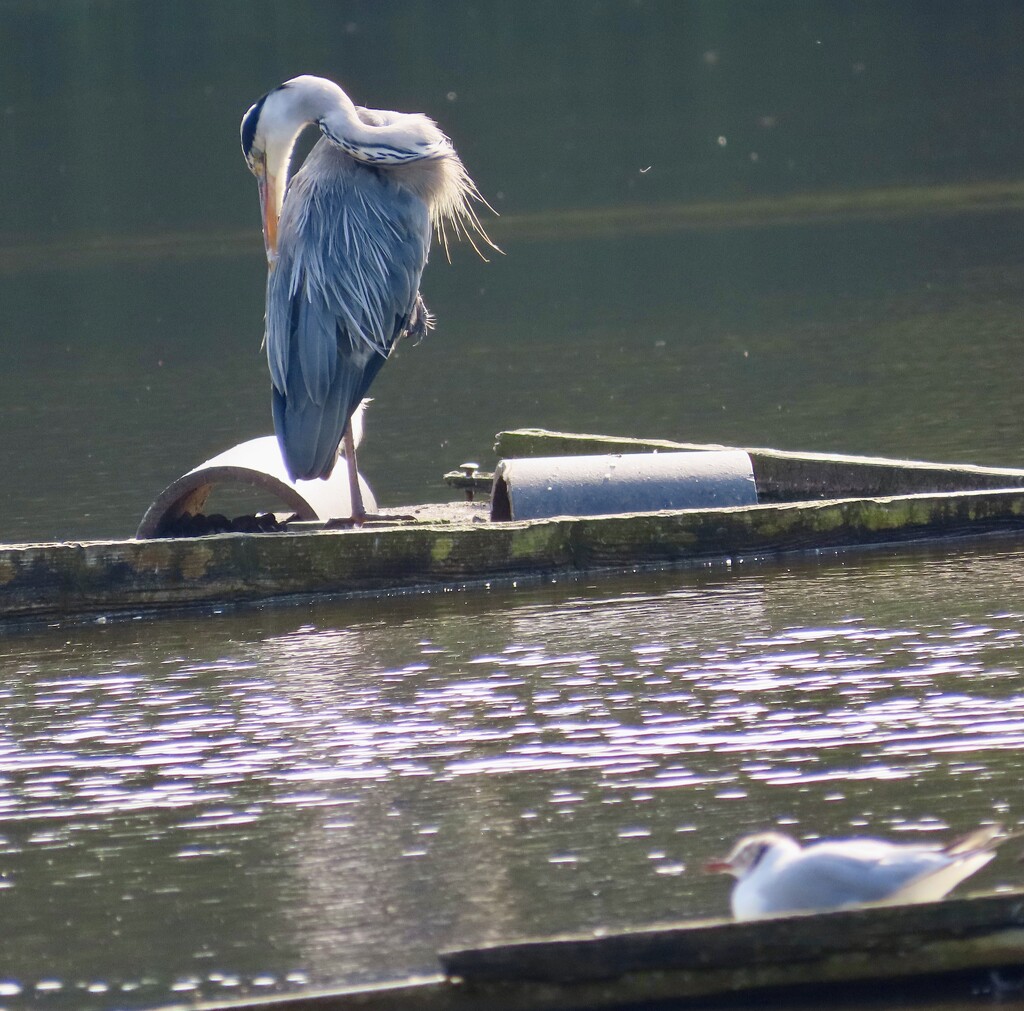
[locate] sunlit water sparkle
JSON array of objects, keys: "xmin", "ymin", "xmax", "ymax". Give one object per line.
[{"xmin": 3, "ymin": 542, "xmax": 1024, "ymax": 1008}]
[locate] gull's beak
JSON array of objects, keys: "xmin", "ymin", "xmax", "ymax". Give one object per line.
[
  {"xmin": 703, "ymin": 858, "xmax": 734, "ymax": 875},
  {"xmin": 252, "ymin": 155, "xmax": 280, "ymax": 265}
]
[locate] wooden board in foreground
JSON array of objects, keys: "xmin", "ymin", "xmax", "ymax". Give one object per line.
[{"xmin": 159, "ymin": 891, "xmax": 1024, "ymax": 1011}]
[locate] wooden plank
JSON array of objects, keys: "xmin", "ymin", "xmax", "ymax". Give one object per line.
[
  {"xmin": 493, "ymin": 429, "xmax": 1024, "ymax": 498},
  {"xmin": 155, "ymin": 893, "xmax": 1024, "ymax": 1011},
  {"xmin": 5, "ymin": 433, "xmax": 1024, "ymax": 622},
  {"xmin": 493, "ymin": 428, "xmax": 715, "ymax": 458},
  {"xmin": 4, "ymin": 485, "xmax": 1024, "ymax": 622},
  {"xmin": 440, "ymin": 890, "xmax": 1024, "ymax": 982},
  {"xmin": 175, "ymin": 976, "xmax": 453, "ymax": 1011}
]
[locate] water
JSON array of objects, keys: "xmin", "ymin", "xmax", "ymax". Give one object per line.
[
  {"xmin": 4, "ymin": 543, "xmax": 1024, "ymax": 1007},
  {"xmin": 3, "ymin": 2, "xmax": 1024, "ymax": 1008},
  {"xmin": 2, "ymin": 3, "xmax": 1024, "ymax": 542}
]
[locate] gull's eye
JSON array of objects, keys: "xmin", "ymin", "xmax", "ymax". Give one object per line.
[{"xmin": 745, "ymin": 842, "xmax": 771, "ymax": 870}]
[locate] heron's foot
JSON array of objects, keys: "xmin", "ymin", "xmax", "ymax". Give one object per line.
[{"xmin": 407, "ymin": 294, "xmax": 435, "ymax": 344}]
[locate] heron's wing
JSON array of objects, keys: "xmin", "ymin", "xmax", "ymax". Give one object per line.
[{"xmin": 266, "ymin": 141, "xmax": 431, "ymax": 480}]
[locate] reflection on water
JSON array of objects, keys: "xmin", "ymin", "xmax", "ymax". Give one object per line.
[{"xmin": 4, "ymin": 541, "xmax": 1024, "ymax": 1007}]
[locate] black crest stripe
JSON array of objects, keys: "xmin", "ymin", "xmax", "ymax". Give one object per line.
[{"xmin": 240, "ymin": 93, "xmax": 268, "ymax": 157}]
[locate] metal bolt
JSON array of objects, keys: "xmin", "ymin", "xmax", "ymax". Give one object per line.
[{"xmin": 460, "ymin": 462, "xmax": 479, "ymax": 501}]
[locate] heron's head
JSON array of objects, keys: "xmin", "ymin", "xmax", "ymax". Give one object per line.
[
  {"xmin": 240, "ymin": 74, "xmax": 498, "ymax": 263},
  {"xmin": 240, "ymin": 77, "xmax": 357, "ymax": 263},
  {"xmin": 240, "ymin": 85, "xmax": 299, "ymax": 262}
]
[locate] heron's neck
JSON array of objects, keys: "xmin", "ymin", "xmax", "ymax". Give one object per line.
[
  {"xmin": 279, "ymin": 74, "xmax": 445, "ymax": 166},
  {"xmin": 264, "ymin": 76, "xmax": 446, "ymax": 208},
  {"xmin": 263, "ymin": 75, "xmax": 496, "ymax": 258},
  {"xmin": 260, "ymin": 78, "xmax": 357, "ymax": 218},
  {"xmin": 319, "ymin": 106, "xmax": 447, "ymax": 167}
]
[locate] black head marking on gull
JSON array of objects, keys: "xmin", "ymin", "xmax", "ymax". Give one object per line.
[{"xmin": 748, "ymin": 839, "xmax": 774, "ymax": 870}]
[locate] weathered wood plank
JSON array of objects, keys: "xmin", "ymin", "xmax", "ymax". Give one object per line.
[
  {"xmin": 5, "ymin": 434, "xmax": 1024, "ymax": 622},
  {"xmin": 154, "ymin": 892, "xmax": 1024, "ymax": 1011},
  {"xmin": 440, "ymin": 890, "xmax": 1024, "ymax": 982},
  {"xmin": 493, "ymin": 429, "xmax": 1024, "ymax": 499},
  {"xmin": 0, "ymin": 515, "xmax": 570, "ymax": 621},
  {"xmin": 4, "ymin": 485, "xmax": 1024, "ymax": 622}
]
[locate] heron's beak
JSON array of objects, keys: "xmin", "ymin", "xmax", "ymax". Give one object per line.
[{"xmin": 253, "ymin": 157, "xmax": 280, "ymax": 265}]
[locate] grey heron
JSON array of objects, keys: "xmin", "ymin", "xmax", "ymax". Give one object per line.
[{"xmin": 240, "ymin": 74, "xmax": 493, "ymax": 520}]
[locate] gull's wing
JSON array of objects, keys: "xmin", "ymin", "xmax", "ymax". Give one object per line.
[{"xmin": 762, "ymin": 840, "xmax": 958, "ymax": 913}]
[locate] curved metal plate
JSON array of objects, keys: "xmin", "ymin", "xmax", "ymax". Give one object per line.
[{"xmin": 136, "ymin": 436, "xmax": 377, "ymax": 538}]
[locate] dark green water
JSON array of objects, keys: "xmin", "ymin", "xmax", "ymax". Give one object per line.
[
  {"xmin": 2, "ymin": 0, "xmax": 1024, "ymax": 541},
  {"xmin": 2, "ymin": 3, "xmax": 1024, "ymax": 1009}
]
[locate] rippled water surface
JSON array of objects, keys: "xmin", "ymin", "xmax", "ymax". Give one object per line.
[{"xmin": 4, "ymin": 541, "xmax": 1024, "ymax": 1007}]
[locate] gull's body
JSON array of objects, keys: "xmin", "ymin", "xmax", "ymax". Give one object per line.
[
  {"xmin": 240, "ymin": 75, "xmax": 491, "ymax": 517},
  {"xmin": 705, "ymin": 826, "xmax": 1009, "ymax": 920}
]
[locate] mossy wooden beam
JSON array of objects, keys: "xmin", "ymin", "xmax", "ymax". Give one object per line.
[
  {"xmin": 440, "ymin": 889, "xmax": 1024, "ymax": 983},
  {"xmin": 3, "ymin": 482, "xmax": 1024, "ymax": 622},
  {"xmin": 493, "ymin": 429, "xmax": 706, "ymax": 458},
  {"xmin": 0, "ymin": 519, "xmax": 569, "ymax": 622}
]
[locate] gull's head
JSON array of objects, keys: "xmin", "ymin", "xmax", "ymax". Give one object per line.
[{"xmin": 704, "ymin": 832, "xmax": 797, "ymax": 880}]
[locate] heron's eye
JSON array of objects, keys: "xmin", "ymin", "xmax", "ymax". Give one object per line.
[{"xmin": 240, "ymin": 94, "xmax": 269, "ymax": 158}]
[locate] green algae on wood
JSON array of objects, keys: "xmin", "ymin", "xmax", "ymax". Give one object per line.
[
  {"xmin": 5, "ymin": 435, "xmax": 1024, "ymax": 622},
  {"xmin": 4, "ymin": 484, "xmax": 1024, "ymax": 623}
]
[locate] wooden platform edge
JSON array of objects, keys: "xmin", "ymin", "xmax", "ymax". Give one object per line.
[
  {"xmin": 151, "ymin": 938, "xmax": 1024, "ymax": 1011},
  {"xmin": 153, "ymin": 892, "xmax": 1024, "ymax": 1011},
  {"xmin": 4, "ymin": 484, "xmax": 1024, "ymax": 622},
  {"xmin": 493, "ymin": 429, "xmax": 1024, "ymax": 498},
  {"xmin": 439, "ymin": 889, "xmax": 1024, "ymax": 981}
]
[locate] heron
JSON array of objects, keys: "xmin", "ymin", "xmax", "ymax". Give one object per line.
[{"xmin": 240, "ymin": 74, "xmax": 493, "ymax": 521}]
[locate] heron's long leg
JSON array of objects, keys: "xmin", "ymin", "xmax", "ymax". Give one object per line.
[{"xmin": 343, "ymin": 423, "xmax": 366, "ymax": 523}]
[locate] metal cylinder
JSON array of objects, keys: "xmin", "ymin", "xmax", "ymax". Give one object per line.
[{"xmin": 490, "ymin": 451, "xmax": 757, "ymax": 521}]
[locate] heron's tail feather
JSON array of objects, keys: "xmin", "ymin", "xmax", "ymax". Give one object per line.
[{"xmin": 274, "ymin": 341, "xmax": 387, "ymax": 482}]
